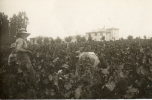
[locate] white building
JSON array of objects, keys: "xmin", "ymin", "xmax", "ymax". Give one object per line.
[{"xmin": 86, "ymin": 27, "xmax": 119, "ymax": 41}]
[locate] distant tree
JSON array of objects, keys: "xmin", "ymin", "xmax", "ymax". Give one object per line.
[
  {"xmin": 43, "ymin": 37, "xmax": 49, "ymax": 44},
  {"xmin": 76, "ymin": 35, "xmax": 87, "ymax": 43},
  {"xmin": 55, "ymin": 37, "xmax": 62, "ymax": 43},
  {"xmin": 80, "ymin": 36, "xmax": 86, "ymax": 42},
  {"xmin": 75, "ymin": 35, "xmax": 86, "ymax": 43},
  {"xmin": 101, "ymin": 36, "xmax": 105, "ymax": 41},
  {"xmin": 127, "ymin": 35, "xmax": 133, "ymax": 40},
  {"xmin": 0, "ymin": 12, "xmax": 9, "ymax": 46},
  {"xmin": 135, "ymin": 36, "xmax": 141, "ymax": 40},
  {"xmin": 143, "ymin": 35, "xmax": 147, "ymax": 39},
  {"xmin": 9, "ymin": 11, "xmax": 29, "ymax": 42},
  {"xmin": 88, "ymin": 34, "xmax": 93, "ymax": 42},
  {"xmin": 76, "ymin": 35, "xmax": 82, "ymax": 42},
  {"xmin": 37, "ymin": 36, "xmax": 43, "ymax": 44},
  {"xmin": 119, "ymin": 37, "xmax": 124, "ymax": 40},
  {"xmin": 49, "ymin": 37, "xmax": 54, "ymax": 44},
  {"xmin": 65, "ymin": 36, "xmax": 72, "ymax": 43}
]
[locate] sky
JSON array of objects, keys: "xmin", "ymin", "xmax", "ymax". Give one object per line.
[{"xmin": 0, "ymin": 0, "xmax": 152, "ymax": 38}]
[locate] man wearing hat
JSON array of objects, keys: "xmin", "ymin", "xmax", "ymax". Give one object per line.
[
  {"xmin": 14, "ymin": 28, "xmax": 35, "ymax": 88},
  {"xmin": 15, "ymin": 28, "xmax": 31, "ymax": 53}
]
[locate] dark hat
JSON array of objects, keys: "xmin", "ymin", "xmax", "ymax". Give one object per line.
[{"xmin": 16, "ymin": 28, "xmax": 30, "ymax": 37}]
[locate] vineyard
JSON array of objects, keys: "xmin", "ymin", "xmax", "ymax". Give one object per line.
[{"xmin": 1, "ymin": 38, "xmax": 152, "ymax": 99}]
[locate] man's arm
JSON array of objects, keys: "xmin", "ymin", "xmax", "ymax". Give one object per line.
[{"xmin": 16, "ymin": 39, "xmax": 28, "ymax": 52}]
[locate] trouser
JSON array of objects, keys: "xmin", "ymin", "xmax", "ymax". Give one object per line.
[{"xmin": 17, "ymin": 52, "xmax": 36, "ymax": 88}]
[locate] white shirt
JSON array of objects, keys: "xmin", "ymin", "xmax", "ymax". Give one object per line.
[
  {"xmin": 78, "ymin": 52, "xmax": 100, "ymax": 68},
  {"xmin": 15, "ymin": 38, "xmax": 27, "ymax": 52}
]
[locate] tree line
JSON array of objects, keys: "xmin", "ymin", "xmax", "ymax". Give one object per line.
[{"xmin": 0, "ymin": 12, "xmax": 29, "ymax": 47}]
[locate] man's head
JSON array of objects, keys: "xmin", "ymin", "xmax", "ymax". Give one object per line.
[{"xmin": 16, "ymin": 28, "xmax": 30, "ymax": 39}]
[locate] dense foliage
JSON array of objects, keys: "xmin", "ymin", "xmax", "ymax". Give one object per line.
[
  {"xmin": 1, "ymin": 38, "xmax": 152, "ymax": 99},
  {"xmin": 0, "ymin": 12, "xmax": 9, "ymax": 46},
  {"xmin": 0, "ymin": 12, "xmax": 28, "ymax": 46}
]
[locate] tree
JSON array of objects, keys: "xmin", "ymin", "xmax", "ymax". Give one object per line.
[
  {"xmin": 49, "ymin": 37, "xmax": 54, "ymax": 44},
  {"xmin": 101, "ymin": 36, "xmax": 105, "ymax": 41},
  {"xmin": 0, "ymin": 12, "xmax": 10, "ymax": 67},
  {"xmin": 55, "ymin": 37, "xmax": 62, "ymax": 43},
  {"xmin": 143, "ymin": 35, "xmax": 147, "ymax": 39},
  {"xmin": 127, "ymin": 35, "xmax": 133, "ymax": 40},
  {"xmin": 75, "ymin": 35, "xmax": 87, "ymax": 43},
  {"xmin": 80, "ymin": 36, "xmax": 86, "ymax": 42},
  {"xmin": 9, "ymin": 11, "xmax": 29, "ymax": 43},
  {"xmin": 119, "ymin": 37, "xmax": 124, "ymax": 40},
  {"xmin": 135, "ymin": 36, "xmax": 141, "ymax": 40},
  {"xmin": 65, "ymin": 36, "xmax": 72, "ymax": 43},
  {"xmin": 37, "ymin": 36, "xmax": 43, "ymax": 44},
  {"xmin": 88, "ymin": 34, "xmax": 93, "ymax": 42},
  {"xmin": 76, "ymin": 35, "xmax": 82, "ymax": 42},
  {"xmin": 0, "ymin": 12, "xmax": 9, "ymax": 46},
  {"xmin": 43, "ymin": 37, "xmax": 50, "ymax": 44}
]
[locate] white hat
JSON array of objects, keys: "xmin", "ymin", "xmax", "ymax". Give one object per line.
[{"xmin": 16, "ymin": 28, "xmax": 30, "ymax": 37}]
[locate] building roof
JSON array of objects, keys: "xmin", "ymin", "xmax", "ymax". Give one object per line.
[
  {"xmin": 106, "ymin": 28, "xmax": 119, "ymax": 31},
  {"xmin": 86, "ymin": 27, "xmax": 119, "ymax": 35}
]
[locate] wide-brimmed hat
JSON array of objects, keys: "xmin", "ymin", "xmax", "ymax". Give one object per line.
[{"xmin": 16, "ymin": 28, "xmax": 30, "ymax": 37}]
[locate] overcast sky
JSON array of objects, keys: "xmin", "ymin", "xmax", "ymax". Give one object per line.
[{"xmin": 0, "ymin": 0, "xmax": 152, "ymax": 38}]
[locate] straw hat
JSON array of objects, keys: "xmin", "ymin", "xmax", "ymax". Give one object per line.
[{"xmin": 16, "ymin": 28, "xmax": 30, "ymax": 38}]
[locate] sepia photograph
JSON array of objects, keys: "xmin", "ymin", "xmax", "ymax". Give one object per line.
[{"xmin": 0, "ymin": 0, "xmax": 152, "ymax": 99}]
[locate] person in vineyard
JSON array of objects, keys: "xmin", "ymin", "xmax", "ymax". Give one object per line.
[
  {"xmin": 14, "ymin": 28, "xmax": 36, "ymax": 88},
  {"xmin": 74, "ymin": 49, "xmax": 102, "ymax": 98}
]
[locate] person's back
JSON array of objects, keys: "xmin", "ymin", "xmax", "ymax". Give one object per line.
[
  {"xmin": 78, "ymin": 52, "xmax": 100, "ymax": 68},
  {"xmin": 75, "ymin": 51, "xmax": 101, "ymax": 98},
  {"xmin": 76, "ymin": 51, "xmax": 101, "ymax": 82}
]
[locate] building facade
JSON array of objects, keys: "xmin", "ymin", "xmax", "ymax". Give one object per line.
[{"xmin": 86, "ymin": 28, "xmax": 119, "ymax": 41}]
